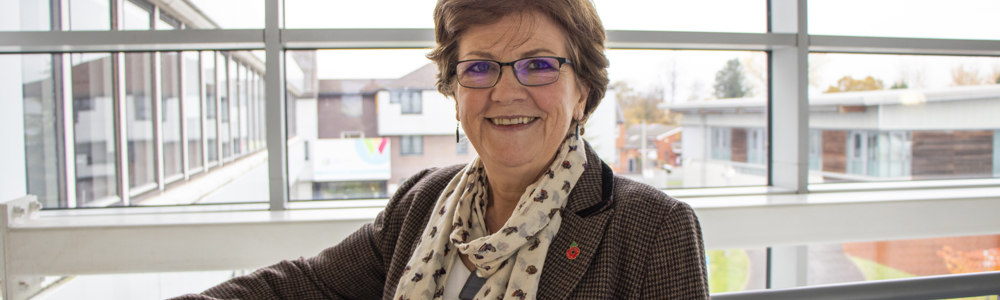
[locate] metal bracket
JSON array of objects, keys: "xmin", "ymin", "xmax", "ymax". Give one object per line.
[{"xmin": 3, "ymin": 195, "xmax": 45, "ymax": 300}]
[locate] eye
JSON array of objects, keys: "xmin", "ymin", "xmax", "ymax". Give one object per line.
[
  {"xmin": 525, "ymin": 58, "xmax": 555, "ymax": 71},
  {"xmin": 464, "ymin": 61, "xmax": 495, "ymax": 74}
]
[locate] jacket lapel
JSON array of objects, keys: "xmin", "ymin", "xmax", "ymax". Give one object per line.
[{"xmin": 537, "ymin": 142, "xmax": 615, "ymax": 300}]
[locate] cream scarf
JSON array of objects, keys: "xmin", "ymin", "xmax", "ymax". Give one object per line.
[{"xmin": 393, "ymin": 134, "xmax": 588, "ymax": 300}]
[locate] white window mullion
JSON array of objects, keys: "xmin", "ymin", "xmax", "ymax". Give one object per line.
[
  {"xmin": 58, "ymin": 53, "xmax": 77, "ymax": 208},
  {"xmin": 264, "ymin": 0, "xmax": 288, "ymax": 210},
  {"xmin": 152, "ymin": 51, "xmax": 164, "ymax": 192},
  {"xmin": 768, "ymin": 0, "xmax": 810, "ymax": 289}
]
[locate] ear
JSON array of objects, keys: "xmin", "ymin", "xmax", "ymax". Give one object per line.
[{"xmin": 573, "ymin": 84, "xmax": 590, "ymax": 121}]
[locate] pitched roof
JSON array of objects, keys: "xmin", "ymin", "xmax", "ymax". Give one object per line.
[{"xmin": 384, "ymin": 63, "xmax": 438, "ymax": 90}]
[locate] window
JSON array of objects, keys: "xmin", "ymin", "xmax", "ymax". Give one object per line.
[
  {"xmin": 162, "ymin": 52, "xmax": 183, "ymax": 179},
  {"xmin": 400, "ymin": 135, "xmax": 423, "ymax": 156},
  {"xmin": 399, "ymin": 90, "xmax": 422, "ymax": 114},
  {"xmin": 203, "ymin": 51, "xmax": 219, "ymax": 164},
  {"xmin": 70, "ymin": 53, "xmax": 118, "ymax": 206},
  {"xmin": 808, "ymin": 130, "xmax": 822, "ymax": 171},
  {"xmin": 711, "ymin": 127, "xmax": 732, "ymax": 161},
  {"xmin": 6, "ymin": 1, "xmax": 1000, "ymax": 298},
  {"xmin": 809, "ymin": 53, "xmax": 1000, "ymax": 183},
  {"xmin": 340, "ymin": 95, "xmax": 363, "ymax": 117},
  {"xmin": 184, "ymin": 51, "xmax": 204, "ymax": 171},
  {"xmin": 746, "ymin": 128, "xmax": 766, "ymax": 165}
]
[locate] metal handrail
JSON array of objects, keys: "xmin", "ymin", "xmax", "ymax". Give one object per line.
[{"xmin": 711, "ymin": 271, "xmax": 1000, "ymax": 300}]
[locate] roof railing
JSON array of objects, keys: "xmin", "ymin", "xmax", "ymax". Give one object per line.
[{"xmin": 711, "ymin": 271, "xmax": 1000, "ymax": 300}]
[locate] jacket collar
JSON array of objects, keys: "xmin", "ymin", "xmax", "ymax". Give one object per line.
[{"xmin": 537, "ymin": 140, "xmax": 616, "ymax": 300}]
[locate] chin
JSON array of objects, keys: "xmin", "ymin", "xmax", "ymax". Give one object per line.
[{"xmin": 484, "ymin": 144, "xmax": 540, "ymax": 169}]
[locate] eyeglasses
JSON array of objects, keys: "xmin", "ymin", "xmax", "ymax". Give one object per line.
[{"xmin": 455, "ymin": 56, "xmax": 571, "ymax": 89}]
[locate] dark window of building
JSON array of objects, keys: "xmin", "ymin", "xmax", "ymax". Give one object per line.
[
  {"xmin": 400, "ymin": 91, "xmax": 422, "ymax": 114},
  {"xmin": 341, "ymin": 94, "xmax": 363, "ymax": 117},
  {"xmin": 809, "ymin": 130, "xmax": 822, "ymax": 171},
  {"xmin": 400, "ymin": 135, "xmax": 423, "ymax": 156}
]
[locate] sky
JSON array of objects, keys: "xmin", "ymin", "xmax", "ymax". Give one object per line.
[{"xmin": 186, "ymin": 0, "xmax": 1000, "ymax": 101}]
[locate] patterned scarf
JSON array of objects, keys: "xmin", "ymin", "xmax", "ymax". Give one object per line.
[{"xmin": 394, "ymin": 133, "xmax": 588, "ymax": 300}]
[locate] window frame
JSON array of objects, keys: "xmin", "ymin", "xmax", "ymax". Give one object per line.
[{"xmin": 3, "ymin": 0, "xmax": 1000, "ymax": 296}]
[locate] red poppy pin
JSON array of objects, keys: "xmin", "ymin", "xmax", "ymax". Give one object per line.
[{"xmin": 566, "ymin": 242, "xmax": 581, "ymax": 260}]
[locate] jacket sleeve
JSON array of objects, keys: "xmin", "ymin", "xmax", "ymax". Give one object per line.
[
  {"xmin": 642, "ymin": 199, "xmax": 710, "ymax": 299},
  {"xmin": 167, "ymin": 168, "xmax": 437, "ymax": 300}
]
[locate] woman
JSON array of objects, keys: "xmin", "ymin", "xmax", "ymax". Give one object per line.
[{"xmin": 173, "ymin": 0, "xmax": 708, "ymax": 299}]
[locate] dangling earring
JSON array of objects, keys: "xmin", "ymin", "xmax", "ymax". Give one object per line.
[
  {"xmin": 575, "ymin": 121, "xmax": 580, "ymax": 139},
  {"xmin": 456, "ymin": 122, "xmax": 460, "ymax": 143}
]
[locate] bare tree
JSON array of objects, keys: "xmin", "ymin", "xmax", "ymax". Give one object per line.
[
  {"xmin": 741, "ymin": 54, "xmax": 767, "ymax": 97},
  {"xmin": 808, "ymin": 54, "xmax": 831, "ymax": 89},
  {"xmin": 951, "ymin": 64, "xmax": 986, "ymax": 86}
]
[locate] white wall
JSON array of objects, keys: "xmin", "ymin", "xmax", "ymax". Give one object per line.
[
  {"xmin": 376, "ymin": 90, "xmax": 457, "ymax": 136},
  {"xmin": 288, "ymin": 98, "xmax": 317, "ymax": 188}
]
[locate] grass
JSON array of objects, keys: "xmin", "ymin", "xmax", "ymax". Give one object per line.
[
  {"xmin": 846, "ymin": 255, "xmax": 998, "ymax": 300},
  {"xmin": 847, "ymin": 255, "xmax": 916, "ymax": 281},
  {"xmin": 707, "ymin": 249, "xmax": 750, "ymax": 294}
]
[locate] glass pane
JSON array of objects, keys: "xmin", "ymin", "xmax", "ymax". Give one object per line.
[
  {"xmin": 227, "ymin": 55, "xmax": 239, "ymax": 158},
  {"xmin": 707, "ymin": 248, "xmax": 767, "ymax": 293},
  {"xmin": 218, "ymin": 53, "xmax": 231, "ymax": 160},
  {"xmin": 161, "ymin": 52, "xmax": 183, "ymax": 179},
  {"xmin": 595, "ymin": 0, "xmax": 766, "ymax": 32},
  {"xmin": 25, "ymin": 271, "xmax": 245, "ymax": 300},
  {"xmin": 238, "ymin": 63, "xmax": 249, "ymax": 155},
  {"xmin": 622, "ymin": 50, "xmax": 770, "ymax": 188},
  {"xmin": 809, "ymin": 0, "xmax": 1000, "ymax": 40},
  {"xmin": 808, "ymin": 53, "xmax": 1000, "ymax": 184},
  {"xmin": 808, "ymin": 234, "xmax": 1000, "ymax": 286},
  {"xmin": 69, "ymin": 0, "xmax": 110, "ymax": 31},
  {"xmin": 186, "ymin": 0, "xmax": 263, "ymax": 29},
  {"xmin": 125, "ymin": 52, "xmax": 155, "ymax": 193},
  {"xmin": 122, "ymin": 0, "xmax": 150, "ymax": 30},
  {"xmin": 284, "ymin": 0, "xmax": 767, "ymax": 32},
  {"xmin": 71, "ymin": 53, "xmax": 118, "ymax": 206},
  {"xmin": 0, "ymin": 0, "xmax": 51, "ymax": 31},
  {"xmin": 285, "ymin": 49, "xmax": 477, "ymax": 201},
  {"xmin": 183, "ymin": 51, "xmax": 203, "ymax": 170},
  {"xmin": 18, "ymin": 54, "xmax": 62, "ymax": 208},
  {"xmin": 203, "ymin": 51, "xmax": 218, "ymax": 163}
]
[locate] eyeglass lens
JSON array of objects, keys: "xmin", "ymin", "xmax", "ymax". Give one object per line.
[{"xmin": 457, "ymin": 57, "xmax": 563, "ymax": 88}]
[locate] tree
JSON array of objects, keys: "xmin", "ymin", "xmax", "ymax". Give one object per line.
[
  {"xmin": 612, "ymin": 81, "xmax": 674, "ymax": 126},
  {"xmin": 713, "ymin": 58, "xmax": 752, "ymax": 99},
  {"xmin": 890, "ymin": 82, "xmax": 908, "ymax": 89},
  {"xmin": 951, "ymin": 64, "xmax": 987, "ymax": 86},
  {"xmin": 825, "ymin": 76, "xmax": 885, "ymax": 93}
]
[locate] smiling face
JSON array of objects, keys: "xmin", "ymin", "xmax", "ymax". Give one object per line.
[{"xmin": 455, "ymin": 10, "xmax": 589, "ymax": 180}]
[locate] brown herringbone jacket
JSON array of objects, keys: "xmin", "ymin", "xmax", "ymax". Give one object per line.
[{"xmin": 172, "ymin": 144, "xmax": 709, "ymax": 299}]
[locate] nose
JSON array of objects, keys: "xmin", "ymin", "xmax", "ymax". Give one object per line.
[{"xmin": 491, "ymin": 65, "xmax": 526, "ymax": 104}]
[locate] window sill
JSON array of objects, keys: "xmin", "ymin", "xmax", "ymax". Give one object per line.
[{"xmin": 9, "ymin": 185, "xmax": 1000, "ymax": 276}]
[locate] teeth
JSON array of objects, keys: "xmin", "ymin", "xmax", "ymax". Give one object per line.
[{"xmin": 491, "ymin": 117, "xmax": 534, "ymax": 125}]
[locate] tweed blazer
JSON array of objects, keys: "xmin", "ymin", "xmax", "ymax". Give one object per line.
[{"xmin": 172, "ymin": 144, "xmax": 709, "ymax": 300}]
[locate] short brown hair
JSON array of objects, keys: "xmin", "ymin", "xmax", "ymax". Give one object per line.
[{"xmin": 427, "ymin": 0, "xmax": 609, "ymax": 124}]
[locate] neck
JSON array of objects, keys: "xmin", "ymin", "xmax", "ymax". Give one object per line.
[{"xmin": 481, "ymin": 160, "xmax": 549, "ymax": 232}]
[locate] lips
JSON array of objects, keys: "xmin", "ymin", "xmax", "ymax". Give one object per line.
[{"xmin": 488, "ymin": 117, "xmax": 538, "ymax": 125}]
